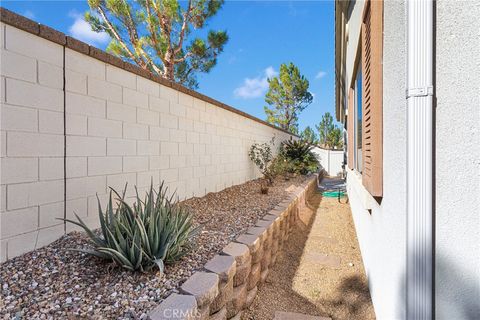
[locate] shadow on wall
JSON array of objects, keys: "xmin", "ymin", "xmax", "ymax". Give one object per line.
[{"xmin": 399, "ymin": 252, "xmax": 480, "ymax": 320}]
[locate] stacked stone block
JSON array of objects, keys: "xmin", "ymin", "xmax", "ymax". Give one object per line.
[{"xmin": 149, "ymin": 175, "xmax": 318, "ymax": 319}]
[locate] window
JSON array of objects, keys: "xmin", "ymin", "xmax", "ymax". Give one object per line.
[{"xmin": 355, "ymin": 66, "xmax": 363, "ymax": 173}]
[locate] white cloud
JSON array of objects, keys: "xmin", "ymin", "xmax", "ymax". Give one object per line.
[
  {"xmin": 315, "ymin": 71, "xmax": 327, "ymax": 79},
  {"xmin": 234, "ymin": 67, "xmax": 278, "ymax": 99},
  {"xmin": 68, "ymin": 11, "xmax": 110, "ymax": 46},
  {"xmin": 23, "ymin": 10, "xmax": 35, "ymax": 20}
]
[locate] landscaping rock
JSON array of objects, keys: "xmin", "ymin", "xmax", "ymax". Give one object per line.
[
  {"xmin": 204, "ymin": 255, "xmax": 236, "ymax": 283},
  {"xmin": 226, "ymin": 283, "xmax": 247, "ymax": 318},
  {"xmin": 232, "ymin": 258, "xmax": 251, "ymax": 287},
  {"xmin": 247, "ymin": 263, "xmax": 261, "ymax": 290},
  {"xmin": 180, "ymin": 272, "xmax": 219, "ymax": 308},
  {"xmin": 149, "ymin": 294, "xmax": 197, "ymax": 320},
  {"xmin": 244, "ymin": 286, "xmax": 258, "ymax": 308},
  {"xmin": 209, "ymin": 307, "xmax": 227, "ymax": 320},
  {"xmin": 221, "ymin": 242, "xmax": 251, "ymax": 266},
  {"xmin": 209, "ymin": 279, "xmax": 233, "ymax": 314}
]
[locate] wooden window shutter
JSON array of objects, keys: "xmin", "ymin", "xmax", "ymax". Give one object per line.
[
  {"xmin": 347, "ymin": 87, "xmax": 354, "ymax": 169},
  {"xmin": 361, "ymin": 0, "xmax": 383, "ymax": 197}
]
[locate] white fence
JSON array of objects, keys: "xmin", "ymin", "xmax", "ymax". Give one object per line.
[{"xmin": 312, "ymin": 147, "xmax": 344, "ymax": 176}]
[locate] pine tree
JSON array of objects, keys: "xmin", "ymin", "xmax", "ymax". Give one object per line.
[
  {"xmin": 315, "ymin": 112, "xmax": 343, "ymax": 148},
  {"xmin": 85, "ymin": 0, "xmax": 228, "ymax": 89},
  {"xmin": 264, "ymin": 63, "xmax": 313, "ymax": 132},
  {"xmin": 300, "ymin": 126, "xmax": 318, "ymax": 144}
]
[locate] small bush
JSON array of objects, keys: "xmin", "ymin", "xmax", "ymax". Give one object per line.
[
  {"xmin": 65, "ymin": 182, "xmax": 198, "ymax": 273},
  {"xmin": 248, "ymin": 142, "xmax": 274, "ymax": 183},
  {"xmin": 280, "ymin": 139, "xmax": 319, "ymax": 175}
]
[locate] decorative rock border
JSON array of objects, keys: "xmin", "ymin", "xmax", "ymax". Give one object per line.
[{"xmin": 149, "ymin": 174, "xmax": 319, "ymax": 320}]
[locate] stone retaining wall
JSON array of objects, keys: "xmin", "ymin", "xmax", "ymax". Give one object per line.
[{"xmin": 149, "ymin": 175, "xmax": 318, "ymax": 320}]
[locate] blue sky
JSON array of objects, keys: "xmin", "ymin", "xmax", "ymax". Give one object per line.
[{"xmin": 1, "ymin": 1, "xmax": 336, "ymax": 132}]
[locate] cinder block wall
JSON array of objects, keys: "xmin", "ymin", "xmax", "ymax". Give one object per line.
[{"xmin": 0, "ymin": 17, "xmax": 294, "ymax": 261}]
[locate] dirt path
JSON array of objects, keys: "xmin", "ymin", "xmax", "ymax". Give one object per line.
[{"xmin": 243, "ymin": 186, "xmax": 376, "ymax": 320}]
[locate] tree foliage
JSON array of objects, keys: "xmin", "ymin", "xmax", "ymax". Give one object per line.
[
  {"xmin": 264, "ymin": 63, "xmax": 313, "ymax": 133},
  {"xmin": 85, "ymin": 0, "xmax": 228, "ymax": 89},
  {"xmin": 300, "ymin": 126, "xmax": 318, "ymax": 144},
  {"xmin": 315, "ymin": 112, "xmax": 343, "ymax": 148}
]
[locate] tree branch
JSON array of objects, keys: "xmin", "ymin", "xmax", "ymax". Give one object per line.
[{"xmin": 174, "ymin": 0, "xmax": 192, "ymax": 56}]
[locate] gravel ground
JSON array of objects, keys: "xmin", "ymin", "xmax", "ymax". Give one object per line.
[
  {"xmin": 0, "ymin": 176, "xmax": 308, "ymax": 320},
  {"xmin": 243, "ymin": 179, "xmax": 375, "ymax": 320}
]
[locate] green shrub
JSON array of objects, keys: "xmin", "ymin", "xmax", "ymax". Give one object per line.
[
  {"xmin": 280, "ymin": 139, "xmax": 319, "ymax": 175},
  {"xmin": 248, "ymin": 142, "xmax": 274, "ymax": 183},
  {"xmin": 65, "ymin": 182, "xmax": 198, "ymax": 273}
]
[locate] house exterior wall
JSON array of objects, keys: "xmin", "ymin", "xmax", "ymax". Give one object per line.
[
  {"xmin": 341, "ymin": 1, "xmax": 407, "ymax": 318},
  {"xmin": 339, "ymin": 0, "xmax": 480, "ymax": 319},
  {"xmin": 0, "ymin": 20, "xmax": 294, "ymax": 261},
  {"xmin": 435, "ymin": 0, "xmax": 480, "ymax": 318}
]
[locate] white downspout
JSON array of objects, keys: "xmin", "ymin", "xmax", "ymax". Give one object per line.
[{"xmin": 406, "ymin": 0, "xmax": 434, "ymax": 319}]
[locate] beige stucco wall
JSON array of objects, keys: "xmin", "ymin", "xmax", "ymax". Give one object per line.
[{"xmin": 0, "ymin": 23, "xmax": 293, "ymax": 261}]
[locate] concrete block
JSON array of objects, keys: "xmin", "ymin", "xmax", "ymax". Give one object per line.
[
  {"xmin": 222, "ymin": 242, "xmax": 251, "ymax": 267},
  {"xmin": 123, "ymin": 87, "xmax": 148, "ymax": 108},
  {"xmin": 66, "ymin": 92, "xmax": 106, "ymax": 118},
  {"xmin": 210, "ymin": 279, "xmax": 233, "ymax": 314},
  {"xmin": 7, "ymin": 179, "xmax": 64, "ymax": 210},
  {"xmin": 180, "ymin": 271, "xmax": 219, "ymax": 308},
  {"xmin": 160, "ymin": 113, "xmax": 178, "ymax": 129},
  {"xmin": 0, "ymin": 104, "xmax": 37, "ymax": 132},
  {"xmin": 39, "ymin": 201, "xmax": 63, "ymax": 228},
  {"xmin": 106, "ymin": 173, "xmax": 137, "ymax": 195},
  {"xmin": 88, "ymin": 117, "xmax": 122, "ymax": 138},
  {"xmin": 170, "ymin": 129, "xmax": 186, "ymax": 143},
  {"xmin": 66, "ymin": 136, "xmax": 106, "ymax": 156},
  {"xmin": 137, "ymin": 108, "xmax": 160, "ymax": 126},
  {"xmin": 123, "ymin": 123, "xmax": 148, "ymax": 140},
  {"xmin": 179, "ymin": 118, "xmax": 194, "ymax": 131},
  {"xmin": 106, "ymin": 138, "xmax": 135, "ymax": 156},
  {"xmin": 232, "ymin": 258, "xmax": 251, "ymax": 287},
  {"xmin": 6, "ymin": 25, "xmax": 62, "ymax": 66},
  {"xmin": 149, "ymin": 293, "xmax": 198, "ymax": 320},
  {"xmin": 179, "ymin": 143, "xmax": 194, "ymax": 156},
  {"xmin": 186, "ymin": 131, "xmax": 200, "ymax": 144},
  {"xmin": 0, "ymin": 207, "xmax": 38, "ymax": 239},
  {"xmin": 227, "ymin": 283, "xmax": 247, "ymax": 318},
  {"xmin": 161, "ymin": 141, "xmax": 179, "ymax": 155},
  {"xmin": 66, "ymin": 157, "xmax": 87, "ymax": 178},
  {"xmin": 66, "ymin": 175, "xmax": 106, "ymax": 200},
  {"xmin": 39, "ymin": 110, "xmax": 63, "ymax": 134},
  {"xmin": 6, "ymin": 231, "xmax": 37, "ymax": 259},
  {"xmin": 88, "ymin": 77, "xmax": 122, "ymax": 103},
  {"xmin": 6, "ymin": 78, "xmax": 63, "ymax": 111},
  {"xmin": 106, "ymin": 65, "xmax": 136, "ymax": 89},
  {"xmin": 160, "ymin": 168, "xmax": 178, "ymax": 183},
  {"xmin": 149, "ymin": 126, "xmax": 170, "ymax": 141},
  {"xmin": 65, "ymin": 69, "xmax": 87, "ymax": 94},
  {"xmin": 7, "ymin": 132, "xmax": 64, "ymax": 157},
  {"xmin": 66, "ymin": 114, "xmax": 87, "ymax": 135},
  {"xmin": 160, "ymin": 85, "xmax": 178, "ymax": 103},
  {"xmin": 39, "ymin": 157, "xmax": 64, "ymax": 181},
  {"xmin": 137, "ymin": 76, "xmax": 160, "ymax": 96},
  {"xmin": 205, "ymin": 255, "xmax": 237, "ymax": 283},
  {"xmin": 247, "ymin": 263, "xmax": 261, "ymax": 290},
  {"xmin": 36, "ymin": 224, "xmax": 65, "ymax": 249},
  {"xmin": 88, "ymin": 156, "xmax": 122, "ymax": 176},
  {"xmin": 137, "ymin": 170, "xmax": 160, "ymax": 188},
  {"xmin": 149, "ymin": 155, "xmax": 170, "ymax": 170},
  {"xmin": 210, "ymin": 306, "xmax": 227, "ymax": 320},
  {"xmin": 244, "ymin": 286, "xmax": 257, "ymax": 308},
  {"xmin": 178, "ymin": 167, "xmax": 193, "ymax": 181},
  {"xmin": 170, "ymin": 103, "xmax": 186, "ymax": 117},
  {"xmin": 123, "ymin": 156, "xmax": 149, "ymax": 173},
  {"xmin": 107, "ymin": 101, "xmax": 136, "ymax": 122},
  {"xmin": 1, "ymin": 157, "xmax": 38, "ymax": 184},
  {"xmin": 169, "ymin": 155, "xmax": 187, "ymax": 169},
  {"xmin": 149, "ymin": 96, "xmax": 169, "ymax": 113},
  {"xmin": 66, "ymin": 48, "xmax": 105, "ymax": 79},
  {"xmin": 38, "ymin": 61, "xmax": 63, "ymax": 89},
  {"xmin": 0, "ymin": 49, "xmax": 36, "ymax": 82}
]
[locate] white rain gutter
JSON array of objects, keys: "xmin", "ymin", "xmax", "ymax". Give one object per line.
[{"xmin": 406, "ymin": 0, "xmax": 434, "ymax": 319}]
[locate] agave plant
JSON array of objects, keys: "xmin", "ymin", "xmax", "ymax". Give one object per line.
[
  {"xmin": 65, "ymin": 182, "xmax": 198, "ymax": 273},
  {"xmin": 280, "ymin": 139, "xmax": 319, "ymax": 175}
]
